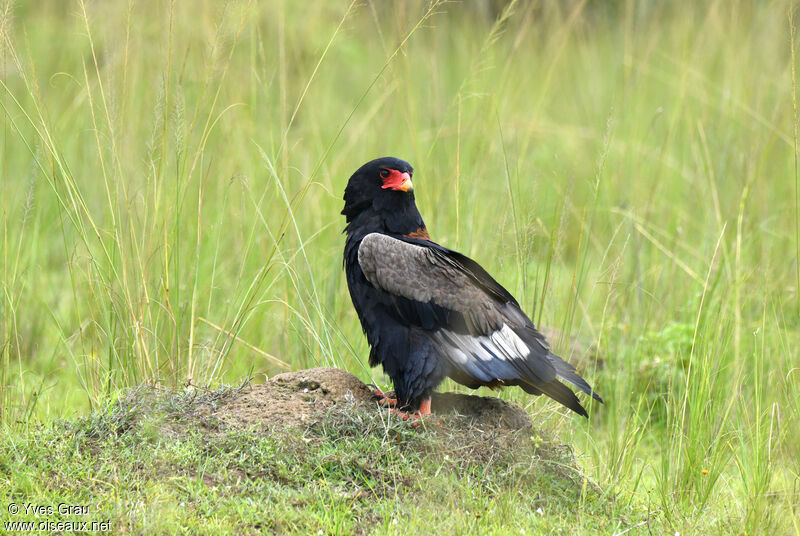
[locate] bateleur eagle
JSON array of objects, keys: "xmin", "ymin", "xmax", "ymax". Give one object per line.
[{"xmin": 342, "ymin": 157, "xmax": 602, "ymax": 419}]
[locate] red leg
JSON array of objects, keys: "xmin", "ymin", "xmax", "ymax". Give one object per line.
[
  {"xmin": 418, "ymin": 398, "xmax": 431, "ymax": 416},
  {"xmin": 389, "ymin": 397, "xmax": 432, "ymax": 424}
]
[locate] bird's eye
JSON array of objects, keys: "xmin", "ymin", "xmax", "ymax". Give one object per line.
[{"xmin": 379, "ymin": 169, "xmax": 390, "ymax": 179}]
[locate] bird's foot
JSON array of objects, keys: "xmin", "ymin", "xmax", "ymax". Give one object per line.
[
  {"xmin": 368, "ymin": 385, "xmax": 398, "ymax": 408},
  {"xmin": 388, "ymin": 398, "xmax": 432, "ymax": 426},
  {"xmin": 369, "ymin": 388, "xmax": 432, "ymax": 426}
]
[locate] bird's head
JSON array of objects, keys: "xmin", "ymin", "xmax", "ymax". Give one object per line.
[{"xmin": 342, "ymin": 157, "xmax": 415, "ymax": 224}]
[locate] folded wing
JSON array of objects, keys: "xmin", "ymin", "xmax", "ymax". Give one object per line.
[{"xmin": 358, "ymin": 233, "xmax": 602, "ymax": 416}]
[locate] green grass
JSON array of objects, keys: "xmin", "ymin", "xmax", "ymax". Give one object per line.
[
  {"xmin": 1, "ymin": 0, "xmax": 799, "ymax": 533},
  {"xmin": 1, "ymin": 387, "xmax": 624, "ymax": 535}
]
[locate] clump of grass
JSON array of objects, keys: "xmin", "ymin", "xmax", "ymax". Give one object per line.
[{"xmin": 1, "ymin": 386, "xmax": 626, "ymax": 534}]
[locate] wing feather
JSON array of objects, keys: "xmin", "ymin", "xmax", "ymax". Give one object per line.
[
  {"xmin": 357, "ymin": 232, "xmax": 601, "ymax": 414},
  {"xmin": 358, "ymin": 233, "xmax": 502, "ymax": 329}
]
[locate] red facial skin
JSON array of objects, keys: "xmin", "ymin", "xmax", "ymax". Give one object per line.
[{"xmin": 380, "ymin": 168, "xmax": 413, "ymax": 192}]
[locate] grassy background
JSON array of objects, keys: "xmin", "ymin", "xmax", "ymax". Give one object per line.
[{"xmin": 1, "ymin": 0, "xmax": 799, "ymax": 533}]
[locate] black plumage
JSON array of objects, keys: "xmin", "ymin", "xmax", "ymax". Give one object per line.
[{"xmin": 342, "ymin": 157, "xmax": 602, "ymax": 417}]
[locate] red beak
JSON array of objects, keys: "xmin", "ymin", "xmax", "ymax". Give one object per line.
[{"xmin": 381, "ymin": 171, "xmax": 413, "ymax": 192}]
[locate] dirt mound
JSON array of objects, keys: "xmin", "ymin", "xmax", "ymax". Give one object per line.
[
  {"xmin": 83, "ymin": 368, "xmax": 592, "ymax": 503},
  {"xmin": 209, "ymin": 367, "xmax": 532, "ymax": 433},
  {"xmin": 209, "ymin": 367, "xmax": 372, "ymax": 430},
  {"xmin": 430, "ymin": 392, "xmax": 531, "ymax": 430}
]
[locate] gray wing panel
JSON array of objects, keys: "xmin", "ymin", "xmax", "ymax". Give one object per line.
[
  {"xmin": 358, "ymin": 233, "xmax": 560, "ymax": 386},
  {"xmin": 358, "ymin": 233, "xmax": 503, "ymax": 332}
]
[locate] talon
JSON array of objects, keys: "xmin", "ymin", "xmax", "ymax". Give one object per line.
[
  {"xmin": 390, "ymin": 408, "xmax": 416, "ymax": 422},
  {"xmin": 388, "ymin": 397, "xmax": 431, "ymax": 426},
  {"xmin": 379, "ymin": 396, "xmax": 398, "ymax": 407},
  {"xmin": 371, "ymin": 386, "xmax": 398, "ymax": 408}
]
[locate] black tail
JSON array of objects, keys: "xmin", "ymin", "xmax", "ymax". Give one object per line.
[
  {"xmin": 515, "ymin": 325, "xmax": 604, "ymax": 411},
  {"xmin": 549, "ymin": 352, "xmax": 603, "ymax": 403},
  {"xmin": 521, "ymin": 379, "xmax": 589, "ymax": 418}
]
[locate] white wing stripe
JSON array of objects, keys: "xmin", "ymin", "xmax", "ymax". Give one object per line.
[
  {"xmin": 496, "ymin": 324, "xmax": 530, "ymax": 357},
  {"xmin": 439, "ymin": 324, "xmax": 530, "ymax": 362},
  {"xmin": 436, "ymin": 325, "xmax": 531, "ymax": 381}
]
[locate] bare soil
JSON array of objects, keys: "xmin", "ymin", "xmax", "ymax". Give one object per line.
[
  {"xmin": 91, "ymin": 367, "xmax": 593, "ymax": 496},
  {"xmin": 207, "ymin": 367, "xmax": 533, "ymax": 433}
]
